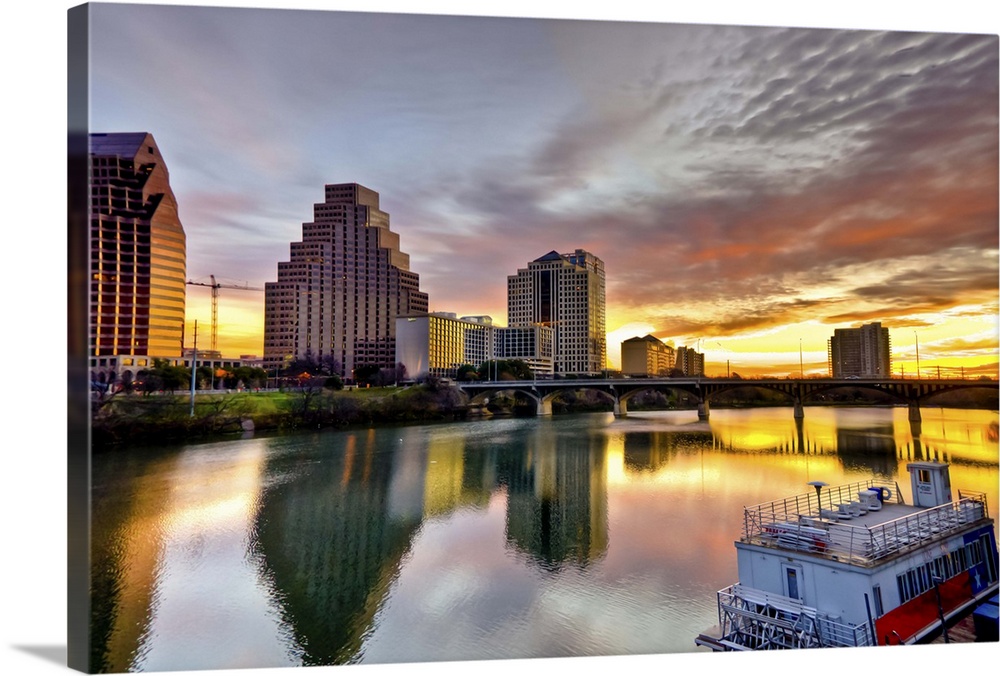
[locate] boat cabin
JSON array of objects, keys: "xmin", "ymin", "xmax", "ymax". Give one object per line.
[{"xmin": 703, "ymin": 462, "xmax": 998, "ymax": 649}]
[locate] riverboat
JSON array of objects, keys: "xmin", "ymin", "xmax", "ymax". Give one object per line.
[{"xmin": 695, "ymin": 462, "xmax": 999, "ymax": 650}]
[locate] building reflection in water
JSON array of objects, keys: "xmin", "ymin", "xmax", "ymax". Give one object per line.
[
  {"xmin": 250, "ymin": 422, "xmax": 611, "ymax": 664},
  {"xmin": 90, "ymin": 451, "xmax": 176, "ymax": 673},
  {"xmin": 502, "ymin": 426, "xmax": 609, "ymax": 571},
  {"xmin": 252, "ymin": 429, "xmax": 424, "ymax": 666},
  {"xmin": 90, "ymin": 441, "xmax": 296, "ymax": 672}
]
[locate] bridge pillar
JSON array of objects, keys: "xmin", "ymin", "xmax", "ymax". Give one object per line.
[
  {"xmin": 908, "ymin": 401, "xmax": 922, "ymax": 423},
  {"xmin": 536, "ymin": 398, "xmax": 552, "ymax": 417},
  {"xmin": 614, "ymin": 396, "xmax": 628, "ymax": 418},
  {"xmin": 793, "ymin": 399, "xmax": 804, "ymax": 420},
  {"xmin": 697, "ymin": 399, "xmax": 710, "ymax": 421}
]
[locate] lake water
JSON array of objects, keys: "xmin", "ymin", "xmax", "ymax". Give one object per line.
[{"xmin": 88, "ymin": 406, "xmax": 999, "ymax": 672}]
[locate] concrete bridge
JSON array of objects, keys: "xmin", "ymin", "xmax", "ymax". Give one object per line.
[{"xmin": 455, "ymin": 377, "xmax": 998, "ymax": 421}]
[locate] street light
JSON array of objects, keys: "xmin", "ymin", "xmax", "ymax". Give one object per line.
[
  {"xmin": 800, "ymin": 338, "xmax": 804, "ymax": 379},
  {"xmin": 914, "ymin": 331, "xmax": 921, "ymax": 380}
]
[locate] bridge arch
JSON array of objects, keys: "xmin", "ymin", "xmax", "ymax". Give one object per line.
[
  {"xmin": 465, "ymin": 386, "xmax": 547, "ymax": 415},
  {"xmin": 615, "ymin": 384, "xmax": 704, "ymax": 417}
]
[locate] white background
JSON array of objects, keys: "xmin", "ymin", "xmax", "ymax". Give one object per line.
[{"xmin": 3, "ymin": 1, "xmax": 997, "ymax": 675}]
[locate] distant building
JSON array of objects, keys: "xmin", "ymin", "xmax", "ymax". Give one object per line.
[
  {"xmin": 828, "ymin": 321, "xmax": 892, "ymax": 378},
  {"xmin": 180, "ymin": 349, "xmax": 251, "ymax": 373},
  {"xmin": 239, "ymin": 355, "xmax": 264, "ymax": 369},
  {"xmin": 495, "ymin": 325, "xmax": 554, "ymax": 376},
  {"xmin": 675, "ymin": 346, "xmax": 705, "ymax": 376},
  {"xmin": 395, "ymin": 313, "xmax": 493, "ymax": 380},
  {"xmin": 264, "ymin": 183, "xmax": 428, "ymax": 377},
  {"xmin": 621, "ymin": 335, "xmax": 675, "ymax": 377},
  {"xmin": 395, "ymin": 313, "xmax": 554, "ymax": 380},
  {"xmin": 88, "ymin": 132, "xmax": 187, "ymax": 383},
  {"xmin": 507, "ymin": 250, "xmax": 606, "ymax": 374}
]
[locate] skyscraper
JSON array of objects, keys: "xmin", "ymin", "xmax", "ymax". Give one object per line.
[
  {"xmin": 507, "ymin": 250, "xmax": 606, "ymax": 374},
  {"xmin": 828, "ymin": 321, "xmax": 892, "ymax": 378},
  {"xmin": 264, "ymin": 183, "xmax": 428, "ymax": 377},
  {"xmin": 88, "ymin": 132, "xmax": 187, "ymax": 370}
]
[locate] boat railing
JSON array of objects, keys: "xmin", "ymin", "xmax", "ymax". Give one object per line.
[
  {"xmin": 958, "ymin": 490, "xmax": 989, "ymax": 519},
  {"xmin": 742, "ymin": 484, "xmax": 989, "ymax": 564},
  {"xmin": 863, "ymin": 496, "xmax": 988, "ymax": 561},
  {"xmin": 716, "ymin": 584, "xmax": 873, "ymax": 649}
]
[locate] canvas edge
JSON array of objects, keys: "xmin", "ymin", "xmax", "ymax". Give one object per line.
[{"xmin": 68, "ymin": 3, "xmax": 92, "ymax": 673}]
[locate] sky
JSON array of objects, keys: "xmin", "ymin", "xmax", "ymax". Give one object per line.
[
  {"xmin": 0, "ymin": 3, "xmax": 997, "ymax": 676},
  {"xmin": 82, "ymin": 0, "xmax": 1000, "ymax": 376}
]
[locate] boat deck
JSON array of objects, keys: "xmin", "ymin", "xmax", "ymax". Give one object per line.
[{"xmin": 742, "ymin": 482, "xmax": 991, "ymax": 565}]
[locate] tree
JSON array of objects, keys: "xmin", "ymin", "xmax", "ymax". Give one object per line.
[
  {"xmin": 353, "ymin": 364, "xmax": 381, "ymax": 385},
  {"xmin": 140, "ymin": 358, "xmax": 189, "ymax": 393},
  {"xmin": 289, "ymin": 376, "xmax": 325, "ymax": 422},
  {"xmin": 225, "ymin": 365, "xmax": 268, "ymax": 389},
  {"xmin": 314, "ymin": 353, "xmax": 342, "ymax": 377},
  {"xmin": 283, "ymin": 350, "xmax": 343, "ymax": 378},
  {"xmin": 196, "ymin": 365, "xmax": 214, "ymax": 389},
  {"xmin": 374, "ymin": 363, "xmax": 407, "ymax": 386},
  {"xmin": 477, "ymin": 359, "xmax": 532, "ymax": 381},
  {"xmin": 456, "ymin": 364, "xmax": 479, "ymax": 382}
]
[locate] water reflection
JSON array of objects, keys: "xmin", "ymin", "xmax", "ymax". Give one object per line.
[
  {"xmin": 89, "ymin": 407, "xmax": 998, "ymax": 671},
  {"xmin": 503, "ymin": 426, "xmax": 608, "ymax": 571},
  {"xmin": 253, "ymin": 430, "xmax": 423, "ymax": 666}
]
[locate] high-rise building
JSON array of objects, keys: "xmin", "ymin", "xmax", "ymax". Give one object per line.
[
  {"xmin": 621, "ymin": 335, "xmax": 675, "ymax": 377},
  {"xmin": 507, "ymin": 250, "xmax": 606, "ymax": 374},
  {"xmin": 88, "ymin": 132, "xmax": 187, "ymax": 376},
  {"xmin": 264, "ymin": 183, "xmax": 428, "ymax": 377},
  {"xmin": 828, "ymin": 321, "xmax": 892, "ymax": 378},
  {"xmin": 675, "ymin": 346, "xmax": 705, "ymax": 376}
]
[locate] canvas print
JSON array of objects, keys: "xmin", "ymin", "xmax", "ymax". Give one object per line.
[{"xmin": 67, "ymin": 2, "xmax": 1000, "ymax": 674}]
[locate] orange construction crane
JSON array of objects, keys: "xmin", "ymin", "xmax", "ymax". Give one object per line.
[{"xmin": 185, "ymin": 275, "xmax": 262, "ymax": 354}]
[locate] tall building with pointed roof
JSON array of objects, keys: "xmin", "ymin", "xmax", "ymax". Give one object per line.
[
  {"xmin": 263, "ymin": 183, "xmax": 428, "ymax": 377},
  {"xmin": 507, "ymin": 249, "xmax": 606, "ymax": 374},
  {"xmin": 88, "ymin": 132, "xmax": 187, "ymax": 368}
]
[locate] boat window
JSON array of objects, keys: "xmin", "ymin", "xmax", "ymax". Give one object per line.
[
  {"xmin": 872, "ymin": 584, "xmax": 883, "ymax": 617},
  {"xmin": 980, "ymin": 535, "xmax": 998, "ymax": 584},
  {"xmin": 970, "ymin": 542, "xmax": 983, "ymax": 566},
  {"xmin": 783, "ymin": 565, "xmax": 802, "ymax": 600}
]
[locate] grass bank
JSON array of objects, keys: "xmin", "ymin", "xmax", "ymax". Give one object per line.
[{"xmin": 91, "ymin": 385, "xmax": 470, "ymax": 449}]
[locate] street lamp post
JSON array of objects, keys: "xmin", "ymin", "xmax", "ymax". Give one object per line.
[
  {"xmin": 800, "ymin": 339, "xmax": 804, "ymax": 379},
  {"xmin": 189, "ymin": 320, "xmax": 198, "ymax": 417},
  {"xmin": 914, "ymin": 332, "xmax": 921, "ymax": 380}
]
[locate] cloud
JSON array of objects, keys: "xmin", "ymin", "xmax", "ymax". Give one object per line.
[{"xmin": 88, "ymin": 7, "xmax": 997, "ymax": 361}]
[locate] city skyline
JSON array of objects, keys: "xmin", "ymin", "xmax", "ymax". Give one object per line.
[{"xmin": 85, "ymin": 2, "xmax": 999, "ymax": 377}]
